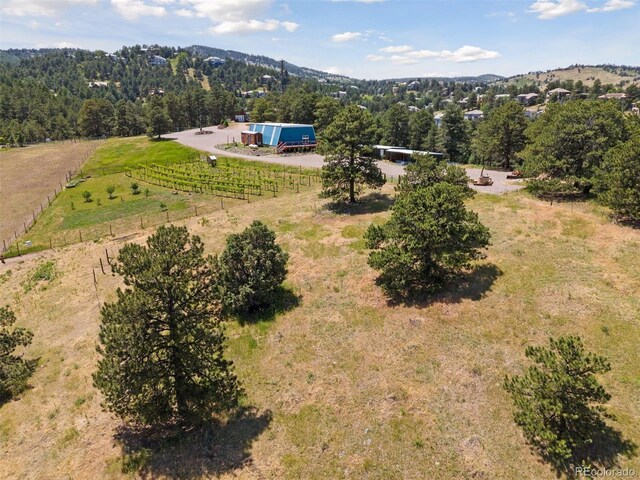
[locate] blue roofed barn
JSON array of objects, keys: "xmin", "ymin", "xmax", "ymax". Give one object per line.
[{"xmin": 248, "ymin": 123, "xmax": 317, "ymax": 153}]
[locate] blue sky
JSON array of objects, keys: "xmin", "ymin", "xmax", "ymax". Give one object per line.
[{"xmin": 1, "ymin": 0, "xmax": 638, "ymax": 79}]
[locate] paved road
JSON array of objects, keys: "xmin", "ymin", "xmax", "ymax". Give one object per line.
[{"xmin": 169, "ymin": 125, "xmax": 523, "ymax": 194}]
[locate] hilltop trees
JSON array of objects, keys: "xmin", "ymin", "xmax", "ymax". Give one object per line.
[
  {"xmin": 0, "ymin": 306, "xmax": 35, "ymax": 403},
  {"xmin": 504, "ymin": 336, "xmax": 613, "ymax": 467},
  {"xmin": 94, "ymin": 225, "xmax": 240, "ymax": 424},
  {"xmin": 365, "ymin": 182, "xmax": 490, "ymax": 298},
  {"xmin": 320, "ymin": 104, "xmax": 385, "ymax": 203},
  {"xmin": 473, "ymin": 101, "xmax": 527, "ymax": 170},
  {"xmin": 216, "ymin": 221, "xmax": 289, "ymax": 314}
]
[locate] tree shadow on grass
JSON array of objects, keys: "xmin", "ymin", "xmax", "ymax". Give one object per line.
[
  {"xmin": 114, "ymin": 406, "xmax": 273, "ymax": 480},
  {"xmin": 325, "ymin": 192, "xmax": 394, "ymax": 215},
  {"xmin": 235, "ymin": 285, "xmax": 301, "ymax": 326},
  {"xmin": 386, "ymin": 263, "xmax": 503, "ymax": 308},
  {"xmin": 543, "ymin": 420, "xmax": 637, "ymax": 479}
]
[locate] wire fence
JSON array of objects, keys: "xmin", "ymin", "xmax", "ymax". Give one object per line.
[{"xmin": 1, "ymin": 139, "xmax": 106, "ymax": 257}]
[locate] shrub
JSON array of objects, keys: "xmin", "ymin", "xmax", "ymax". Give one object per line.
[
  {"xmin": 82, "ymin": 191, "xmax": 92, "ymax": 203},
  {"xmin": 130, "ymin": 182, "xmax": 140, "ymax": 195},
  {"xmin": 0, "ymin": 305, "xmax": 35, "ymax": 403},
  {"xmin": 216, "ymin": 221, "xmax": 288, "ymax": 313},
  {"xmin": 106, "ymin": 185, "xmax": 116, "ymax": 199}
]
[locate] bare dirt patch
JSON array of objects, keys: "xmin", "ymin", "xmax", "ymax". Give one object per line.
[{"xmin": 0, "ymin": 141, "xmax": 102, "ymax": 248}]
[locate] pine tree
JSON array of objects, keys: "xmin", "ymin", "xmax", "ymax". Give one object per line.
[
  {"xmin": 440, "ymin": 104, "xmax": 470, "ymax": 163},
  {"xmin": 365, "ymin": 182, "xmax": 490, "ymax": 298},
  {"xmin": 144, "ymin": 96, "xmax": 172, "ymax": 139},
  {"xmin": 216, "ymin": 221, "xmax": 289, "ymax": 314},
  {"xmin": 396, "ymin": 153, "xmax": 472, "ymax": 196},
  {"xmin": 504, "ymin": 336, "xmax": 612, "ymax": 465},
  {"xmin": 320, "ymin": 104, "xmax": 386, "ymax": 203},
  {"xmin": 0, "ymin": 306, "xmax": 35, "ymax": 403},
  {"xmin": 473, "ymin": 101, "xmax": 527, "ymax": 170},
  {"xmin": 93, "ymin": 225, "xmax": 239, "ymax": 425}
]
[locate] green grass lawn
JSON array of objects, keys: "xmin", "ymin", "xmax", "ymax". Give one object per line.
[{"xmin": 81, "ymin": 136, "xmax": 202, "ymax": 176}]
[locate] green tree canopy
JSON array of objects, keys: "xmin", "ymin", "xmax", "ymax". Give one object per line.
[
  {"xmin": 520, "ymin": 100, "xmax": 627, "ymax": 179},
  {"xmin": 382, "ymin": 103, "xmax": 410, "ymax": 147},
  {"xmin": 320, "ymin": 104, "xmax": 386, "ymax": 203},
  {"xmin": 0, "ymin": 305, "xmax": 35, "ymax": 403},
  {"xmin": 396, "ymin": 153, "xmax": 472, "ymax": 196},
  {"xmin": 216, "ymin": 221, "xmax": 289, "ymax": 314},
  {"xmin": 409, "ymin": 109, "xmax": 436, "ymax": 151},
  {"xmin": 439, "ymin": 104, "xmax": 470, "ymax": 163},
  {"xmin": 93, "ymin": 225, "xmax": 240, "ymax": 425},
  {"xmin": 365, "ymin": 182, "xmax": 490, "ymax": 298},
  {"xmin": 504, "ymin": 336, "xmax": 612, "ymax": 466},
  {"xmin": 595, "ymin": 133, "xmax": 640, "ymax": 222},
  {"xmin": 79, "ymin": 98, "xmax": 114, "ymax": 137},
  {"xmin": 473, "ymin": 100, "xmax": 528, "ymax": 170},
  {"xmin": 144, "ymin": 95, "xmax": 172, "ymax": 139}
]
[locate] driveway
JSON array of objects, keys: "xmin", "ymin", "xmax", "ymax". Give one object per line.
[{"xmin": 169, "ymin": 125, "xmax": 522, "ymax": 195}]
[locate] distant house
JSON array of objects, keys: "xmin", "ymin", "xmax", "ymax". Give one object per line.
[
  {"xmin": 205, "ymin": 56, "xmax": 225, "ymax": 67},
  {"xmin": 150, "ymin": 88, "xmax": 165, "ymax": 96},
  {"xmin": 434, "ymin": 112, "xmax": 444, "ymax": 128},
  {"xmin": 464, "ymin": 109, "xmax": 484, "ymax": 121},
  {"xmin": 88, "ymin": 81, "xmax": 109, "ymax": 89},
  {"xmin": 149, "ymin": 55, "xmax": 167, "ymax": 66},
  {"xmin": 261, "ymin": 74, "xmax": 273, "ymax": 84},
  {"xmin": 357, "ymin": 105, "xmax": 368, "ymax": 110},
  {"xmin": 494, "ymin": 94, "xmax": 512, "ymax": 103},
  {"xmin": 524, "ymin": 105, "xmax": 545, "ymax": 119},
  {"xmin": 235, "ymin": 111, "xmax": 250, "ymax": 122},
  {"xmin": 248, "ymin": 123, "xmax": 317, "ymax": 152},
  {"xmin": 546, "ymin": 88, "xmax": 571, "ymax": 101},
  {"xmin": 517, "ymin": 93, "xmax": 539, "ymax": 106},
  {"xmin": 598, "ymin": 92, "xmax": 627, "ymax": 100},
  {"xmin": 337, "ymin": 91, "xmax": 347, "ymax": 99},
  {"xmin": 408, "ymin": 105, "xmax": 420, "ymax": 113},
  {"xmin": 408, "ymin": 80, "xmax": 420, "ymax": 90}
]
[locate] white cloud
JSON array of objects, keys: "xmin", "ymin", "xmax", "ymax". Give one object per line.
[
  {"xmin": 181, "ymin": 0, "xmax": 272, "ymax": 22},
  {"xmin": 405, "ymin": 45, "xmax": 500, "ymax": 63},
  {"xmin": 587, "ymin": 0, "xmax": 635, "ymax": 12},
  {"xmin": 390, "ymin": 55, "xmax": 418, "ymax": 65},
  {"xmin": 330, "ymin": 0, "xmax": 385, "ymax": 3},
  {"xmin": 528, "ymin": 0, "xmax": 586, "ymax": 19},
  {"xmin": 1, "ymin": 0, "xmax": 97, "ymax": 16},
  {"xmin": 210, "ymin": 19, "xmax": 298, "ymax": 35},
  {"xmin": 379, "ymin": 44, "xmax": 412, "ymax": 53},
  {"xmin": 29, "ymin": 20, "xmax": 40, "ymax": 29},
  {"xmin": 324, "ymin": 66, "xmax": 342, "ymax": 74},
  {"xmin": 55, "ymin": 41, "xmax": 81, "ymax": 48},
  {"xmin": 331, "ymin": 31, "xmax": 363, "ymax": 42},
  {"xmin": 175, "ymin": 8, "xmax": 194, "ymax": 17},
  {"xmin": 365, "ymin": 54, "xmax": 385, "ymax": 62},
  {"xmin": 111, "ymin": 0, "xmax": 166, "ymax": 21}
]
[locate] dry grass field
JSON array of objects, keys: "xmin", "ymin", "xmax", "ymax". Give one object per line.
[
  {"xmin": 0, "ymin": 141, "xmax": 103, "ymax": 248},
  {"xmin": 0, "ymin": 183, "xmax": 638, "ymax": 479},
  {"xmin": 498, "ymin": 66, "xmax": 640, "ymax": 88}
]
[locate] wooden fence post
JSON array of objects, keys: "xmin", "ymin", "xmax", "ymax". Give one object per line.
[{"xmin": 100, "ymin": 258, "xmax": 105, "ymax": 274}]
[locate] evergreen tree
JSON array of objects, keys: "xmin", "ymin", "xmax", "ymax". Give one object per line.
[
  {"xmin": 145, "ymin": 96, "xmax": 172, "ymax": 139},
  {"xmin": 473, "ymin": 100, "xmax": 527, "ymax": 170},
  {"xmin": 382, "ymin": 103, "xmax": 410, "ymax": 147},
  {"xmin": 365, "ymin": 182, "xmax": 490, "ymax": 298},
  {"xmin": 408, "ymin": 109, "xmax": 436, "ymax": 151},
  {"xmin": 440, "ymin": 104, "xmax": 470, "ymax": 163},
  {"xmin": 314, "ymin": 97, "xmax": 342, "ymax": 133},
  {"xmin": 320, "ymin": 104, "xmax": 386, "ymax": 203},
  {"xmin": 78, "ymin": 98, "xmax": 114, "ymax": 137},
  {"xmin": 520, "ymin": 100, "xmax": 627, "ymax": 180},
  {"xmin": 93, "ymin": 225, "xmax": 240, "ymax": 425},
  {"xmin": 0, "ymin": 306, "xmax": 35, "ymax": 403},
  {"xmin": 216, "ymin": 221, "xmax": 289, "ymax": 314},
  {"xmin": 504, "ymin": 336, "xmax": 612, "ymax": 465},
  {"xmin": 595, "ymin": 133, "xmax": 640, "ymax": 222},
  {"xmin": 397, "ymin": 154, "xmax": 472, "ymax": 196}
]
